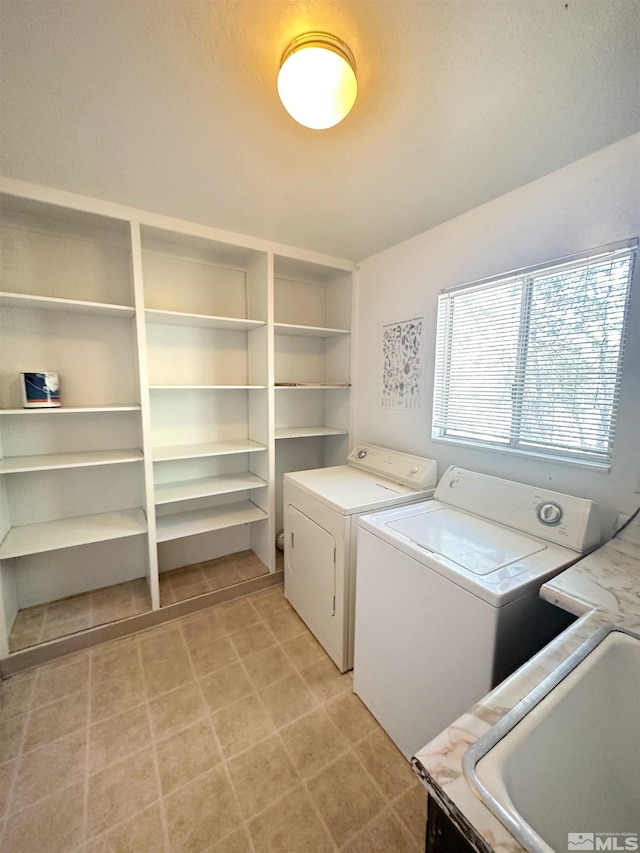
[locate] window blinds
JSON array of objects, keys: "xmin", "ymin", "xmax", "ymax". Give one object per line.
[{"xmin": 432, "ymin": 241, "xmax": 637, "ymax": 465}]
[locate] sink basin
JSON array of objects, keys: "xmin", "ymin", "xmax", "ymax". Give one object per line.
[{"xmin": 463, "ymin": 626, "xmax": 640, "ymax": 853}]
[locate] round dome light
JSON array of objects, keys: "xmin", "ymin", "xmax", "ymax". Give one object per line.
[{"xmin": 277, "ymin": 32, "xmax": 357, "ymax": 130}]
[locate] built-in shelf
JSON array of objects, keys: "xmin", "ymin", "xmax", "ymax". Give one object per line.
[
  {"xmin": 0, "ymin": 449, "xmax": 144, "ymax": 474},
  {"xmin": 275, "ymin": 384, "xmax": 351, "ymax": 389},
  {"xmin": 152, "ymin": 439, "xmax": 267, "ymax": 463},
  {"xmin": 275, "ymin": 426, "xmax": 348, "ymax": 439},
  {"xmin": 0, "ymin": 405, "xmax": 141, "ymax": 415},
  {"xmin": 0, "ymin": 508, "xmax": 148, "ymax": 560},
  {"xmin": 145, "ymin": 308, "xmax": 265, "ymax": 331},
  {"xmin": 154, "ymin": 472, "xmax": 267, "ymax": 505},
  {"xmin": 0, "ymin": 292, "xmax": 135, "ymax": 318},
  {"xmin": 149, "ymin": 385, "xmax": 266, "ymax": 391},
  {"xmin": 156, "ymin": 500, "xmax": 268, "ymax": 542},
  {"xmin": 274, "ymin": 322, "xmax": 350, "ymax": 338}
]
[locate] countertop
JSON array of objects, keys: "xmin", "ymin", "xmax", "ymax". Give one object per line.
[{"xmin": 412, "ymin": 515, "xmax": 640, "ymax": 853}]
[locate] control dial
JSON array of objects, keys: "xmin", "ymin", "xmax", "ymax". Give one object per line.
[
  {"xmin": 537, "ymin": 501, "xmax": 563, "ymax": 526},
  {"xmin": 357, "ymin": 449, "xmax": 367, "ymax": 459}
]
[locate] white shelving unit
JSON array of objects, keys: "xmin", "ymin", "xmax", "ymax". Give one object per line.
[
  {"xmin": 273, "ymin": 255, "xmax": 352, "ymax": 534},
  {"xmin": 0, "ymin": 177, "xmax": 354, "ymax": 656}
]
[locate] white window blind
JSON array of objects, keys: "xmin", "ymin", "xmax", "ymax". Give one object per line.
[{"xmin": 432, "ymin": 241, "xmax": 637, "ymax": 466}]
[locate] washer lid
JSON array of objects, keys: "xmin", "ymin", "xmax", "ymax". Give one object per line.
[{"xmin": 387, "ymin": 508, "xmax": 546, "ymax": 575}]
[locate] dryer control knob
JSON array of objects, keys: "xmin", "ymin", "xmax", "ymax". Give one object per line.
[
  {"xmin": 410, "ymin": 466, "xmax": 419, "ymax": 475},
  {"xmin": 357, "ymin": 449, "xmax": 367, "ymax": 459},
  {"xmin": 537, "ymin": 502, "xmax": 563, "ymax": 526}
]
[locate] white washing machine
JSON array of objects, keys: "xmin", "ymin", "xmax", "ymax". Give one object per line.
[
  {"xmin": 353, "ymin": 466, "xmax": 601, "ymax": 760},
  {"xmin": 284, "ymin": 444, "xmax": 438, "ymax": 672}
]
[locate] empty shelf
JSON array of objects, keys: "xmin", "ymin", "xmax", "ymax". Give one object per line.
[
  {"xmin": 149, "ymin": 385, "xmax": 266, "ymax": 390},
  {"xmin": 155, "ymin": 472, "xmax": 267, "ymax": 505},
  {"xmin": 152, "ymin": 440, "xmax": 267, "ymax": 462},
  {"xmin": 275, "ymin": 426, "xmax": 348, "ymax": 439},
  {"xmin": 275, "ymin": 383, "xmax": 351, "ymax": 389},
  {"xmin": 0, "ymin": 508, "xmax": 148, "ymax": 559},
  {"xmin": 156, "ymin": 501, "xmax": 267, "ymax": 542},
  {"xmin": 0, "ymin": 292, "xmax": 135, "ymax": 318},
  {"xmin": 274, "ymin": 323, "xmax": 350, "ymax": 337},
  {"xmin": 0, "ymin": 449, "xmax": 144, "ymax": 474},
  {"xmin": 0, "ymin": 405, "xmax": 141, "ymax": 415},
  {"xmin": 145, "ymin": 309, "xmax": 265, "ymax": 331}
]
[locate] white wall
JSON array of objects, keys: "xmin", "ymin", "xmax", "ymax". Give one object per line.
[{"xmin": 353, "ymin": 133, "xmax": 640, "ymax": 533}]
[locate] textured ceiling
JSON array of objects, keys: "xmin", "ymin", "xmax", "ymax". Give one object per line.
[{"xmin": 1, "ymin": 0, "xmax": 639, "ymax": 261}]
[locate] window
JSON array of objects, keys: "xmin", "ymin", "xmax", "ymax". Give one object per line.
[{"xmin": 432, "ymin": 240, "xmax": 637, "ymax": 467}]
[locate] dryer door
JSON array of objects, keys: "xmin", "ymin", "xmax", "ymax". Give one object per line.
[{"xmin": 287, "ymin": 505, "xmax": 336, "ymax": 618}]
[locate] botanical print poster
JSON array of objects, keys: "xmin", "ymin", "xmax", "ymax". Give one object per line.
[{"xmin": 380, "ymin": 315, "xmax": 425, "ymax": 410}]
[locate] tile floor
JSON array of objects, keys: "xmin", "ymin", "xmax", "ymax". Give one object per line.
[
  {"xmin": 9, "ymin": 551, "xmax": 271, "ymax": 652},
  {"xmin": 0, "ymin": 584, "xmax": 427, "ymax": 852}
]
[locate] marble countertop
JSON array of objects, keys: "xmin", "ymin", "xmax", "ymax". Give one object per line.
[{"xmin": 412, "ymin": 515, "xmax": 640, "ymax": 853}]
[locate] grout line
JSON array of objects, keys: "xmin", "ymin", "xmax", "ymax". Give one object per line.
[{"xmin": 135, "ymin": 635, "xmax": 172, "ymax": 853}]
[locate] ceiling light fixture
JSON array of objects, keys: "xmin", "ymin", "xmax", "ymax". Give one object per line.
[{"xmin": 277, "ymin": 32, "xmax": 357, "ymax": 130}]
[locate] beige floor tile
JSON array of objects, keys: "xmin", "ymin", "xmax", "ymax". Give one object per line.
[
  {"xmin": 218, "ymin": 599, "xmax": 261, "ymax": 634},
  {"xmin": 261, "ymin": 608, "xmax": 307, "ymax": 642},
  {"xmin": 228, "ymin": 622, "xmax": 276, "ymax": 658},
  {"xmin": 306, "ymin": 751, "xmax": 386, "ymax": 847},
  {"xmin": 31, "ymin": 656, "xmax": 90, "ymax": 707},
  {"xmin": 300, "ymin": 658, "xmax": 352, "ymax": 703},
  {"xmin": 248, "ymin": 588, "xmax": 290, "ymax": 620},
  {"xmin": 203, "ymin": 563, "xmax": 245, "ymax": 591},
  {"xmin": 11, "ymin": 730, "xmax": 86, "ymax": 811},
  {"xmin": 188, "ymin": 635, "xmax": 239, "ymax": 678},
  {"xmin": 147, "ymin": 681, "xmax": 207, "ymax": 741},
  {"xmin": 198, "ymin": 662, "xmax": 254, "ymax": 713},
  {"xmin": 90, "ymin": 600, "xmax": 139, "ymax": 626},
  {"xmin": 171, "ymin": 579, "xmax": 212, "ymax": 601},
  {"xmin": 393, "ymin": 784, "xmax": 428, "ymax": 844},
  {"xmin": 89, "ymin": 704, "xmax": 152, "ymax": 773},
  {"xmin": 180, "ymin": 608, "xmax": 226, "ymax": 649},
  {"xmin": 142, "ymin": 649, "xmax": 195, "ymax": 698},
  {"xmin": 226, "ymin": 733, "xmax": 300, "ymax": 818},
  {"xmin": 259, "ymin": 672, "xmax": 318, "ymax": 729},
  {"xmin": 90, "ymin": 670, "xmax": 146, "ymax": 723},
  {"xmin": 139, "ymin": 623, "xmax": 186, "ymax": 663},
  {"xmin": 211, "ymin": 694, "xmax": 276, "ymax": 758},
  {"xmin": 281, "ymin": 631, "xmax": 327, "ymax": 670},
  {"xmin": 43, "ymin": 594, "xmax": 89, "ymax": 626},
  {"xmin": 279, "ymin": 706, "xmax": 348, "ymax": 778},
  {"xmin": 211, "ymin": 826, "xmax": 254, "ymax": 852},
  {"xmin": 2, "ymin": 781, "xmax": 85, "ymax": 853},
  {"xmin": 163, "ymin": 764, "xmax": 242, "ymax": 852},
  {"xmin": 167, "ymin": 565, "xmax": 207, "ymax": 589},
  {"xmin": 247, "ymin": 783, "xmax": 334, "ymax": 853},
  {"xmin": 0, "ymin": 759, "xmax": 17, "ymax": 817},
  {"xmin": 0, "ymin": 673, "xmax": 36, "ymax": 721},
  {"xmin": 0, "ymin": 715, "xmax": 28, "ymax": 764},
  {"xmin": 8, "ymin": 630, "xmax": 41, "ymax": 652},
  {"xmin": 87, "ymin": 747, "xmax": 158, "ymax": 838},
  {"xmin": 324, "ymin": 691, "xmax": 380, "ymax": 743},
  {"xmin": 156, "ymin": 717, "xmax": 222, "ymax": 795},
  {"xmin": 39, "ymin": 615, "xmax": 91, "ymax": 642},
  {"xmin": 11, "ymin": 605, "xmax": 47, "ymax": 634},
  {"xmin": 342, "ymin": 808, "xmax": 420, "ymax": 853},
  {"xmin": 23, "ymin": 691, "xmax": 88, "ymax": 752},
  {"xmin": 242, "ymin": 645, "xmax": 296, "ymax": 691},
  {"xmin": 354, "ymin": 728, "xmax": 416, "ymax": 800},
  {"xmin": 89, "ymin": 802, "xmax": 166, "ymax": 853},
  {"xmin": 91, "ymin": 635, "xmax": 139, "ymax": 671}
]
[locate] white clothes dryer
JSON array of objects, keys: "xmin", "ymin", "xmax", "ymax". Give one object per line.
[
  {"xmin": 354, "ymin": 466, "xmax": 601, "ymax": 760},
  {"xmin": 284, "ymin": 444, "xmax": 438, "ymax": 672}
]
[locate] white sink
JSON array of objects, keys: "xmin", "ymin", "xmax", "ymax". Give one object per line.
[{"xmin": 463, "ymin": 626, "xmax": 640, "ymax": 853}]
